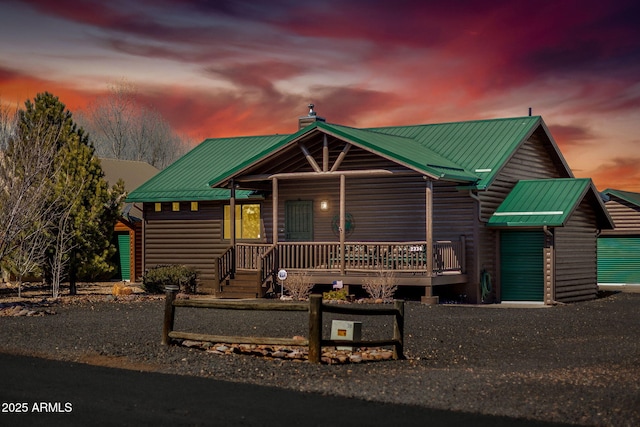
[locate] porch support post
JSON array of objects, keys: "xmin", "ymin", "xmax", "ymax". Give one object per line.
[
  {"xmin": 422, "ymin": 179, "xmax": 437, "ymax": 304},
  {"xmin": 340, "ymin": 174, "xmax": 346, "ymax": 275},
  {"xmin": 229, "ymin": 180, "xmax": 236, "ymax": 279},
  {"xmin": 322, "ymin": 134, "xmax": 329, "ymax": 172},
  {"xmin": 272, "ymin": 178, "xmax": 278, "ymax": 245}
]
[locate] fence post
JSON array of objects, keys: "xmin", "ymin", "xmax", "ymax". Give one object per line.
[
  {"xmin": 393, "ymin": 300, "xmax": 405, "ymax": 360},
  {"xmin": 308, "ymin": 294, "xmax": 323, "ymax": 363},
  {"xmin": 162, "ymin": 285, "xmax": 179, "ymax": 345}
]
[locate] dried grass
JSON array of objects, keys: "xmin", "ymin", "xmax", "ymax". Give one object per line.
[
  {"xmin": 283, "ymin": 272, "xmax": 314, "ymax": 301},
  {"xmin": 362, "ymin": 270, "xmax": 397, "ymax": 301}
]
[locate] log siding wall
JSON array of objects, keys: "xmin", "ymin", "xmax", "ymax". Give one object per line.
[
  {"xmin": 554, "ymin": 202, "xmax": 598, "ymax": 302},
  {"xmin": 143, "ymin": 201, "xmax": 226, "ymax": 291},
  {"xmin": 602, "ymin": 198, "xmax": 640, "ymax": 235}
]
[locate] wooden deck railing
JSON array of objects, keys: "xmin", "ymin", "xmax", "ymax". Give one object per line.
[
  {"xmin": 218, "ymin": 238, "xmax": 466, "ymax": 285},
  {"xmin": 214, "ymin": 245, "xmax": 235, "ymax": 284},
  {"xmin": 234, "ymin": 239, "xmax": 465, "ymax": 273},
  {"xmin": 236, "ymin": 243, "xmax": 272, "ymax": 270},
  {"xmin": 259, "ymin": 244, "xmax": 278, "ymax": 285}
]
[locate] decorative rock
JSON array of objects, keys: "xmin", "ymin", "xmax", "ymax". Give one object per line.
[
  {"xmin": 215, "ymin": 345, "xmax": 229, "ymax": 352},
  {"xmin": 182, "ymin": 340, "xmax": 202, "ymax": 348},
  {"xmin": 349, "ymin": 354, "xmax": 363, "ymax": 363}
]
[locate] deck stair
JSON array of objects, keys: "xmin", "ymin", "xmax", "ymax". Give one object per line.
[{"xmin": 219, "ymin": 270, "xmax": 263, "ymax": 299}]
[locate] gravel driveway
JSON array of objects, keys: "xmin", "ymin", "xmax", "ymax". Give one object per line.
[{"xmin": 1, "ymin": 291, "xmax": 638, "ymax": 426}]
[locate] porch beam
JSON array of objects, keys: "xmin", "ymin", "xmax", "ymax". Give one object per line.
[
  {"xmin": 272, "ymin": 178, "xmax": 278, "ymax": 245},
  {"xmin": 330, "ymin": 143, "xmax": 351, "ymax": 172},
  {"xmin": 298, "ymin": 142, "xmax": 322, "ymax": 173},
  {"xmin": 270, "ymin": 169, "xmax": 395, "ymax": 180},
  {"xmin": 340, "ymin": 174, "xmax": 346, "ymax": 275},
  {"xmin": 235, "ymin": 169, "xmax": 419, "ymax": 182},
  {"xmin": 323, "ymin": 134, "xmax": 329, "ymax": 172},
  {"xmin": 422, "ymin": 179, "xmax": 435, "ymax": 304},
  {"xmin": 229, "ymin": 180, "xmax": 236, "ymax": 279}
]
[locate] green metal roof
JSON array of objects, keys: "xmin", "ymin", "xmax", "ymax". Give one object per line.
[
  {"xmin": 487, "ymin": 178, "xmax": 602, "ymax": 227},
  {"xmin": 126, "ymin": 134, "xmax": 284, "ymax": 202},
  {"xmin": 127, "ymin": 116, "xmax": 562, "ymax": 203},
  {"xmin": 370, "ymin": 116, "xmax": 547, "ymax": 189},
  {"xmin": 205, "ymin": 125, "xmax": 314, "ymax": 188},
  {"xmin": 602, "ymin": 188, "xmax": 640, "ymax": 208},
  {"xmin": 312, "ymin": 122, "xmax": 478, "ymax": 182}
]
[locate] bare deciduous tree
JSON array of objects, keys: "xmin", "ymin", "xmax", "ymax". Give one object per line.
[
  {"xmin": 78, "ymin": 81, "xmax": 189, "ymax": 169},
  {"xmin": 48, "ymin": 197, "xmax": 79, "ymax": 299},
  {"xmin": 7, "ymin": 220, "xmax": 50, "ymax": 297},
  {"xmin": 0, "ymin": 107, "xmax": 59, "ymax": 270}
]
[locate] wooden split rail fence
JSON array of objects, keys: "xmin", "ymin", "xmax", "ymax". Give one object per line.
[{"xmin": 162, "ymin": 287, "xmax": 404, "ymax": 363}]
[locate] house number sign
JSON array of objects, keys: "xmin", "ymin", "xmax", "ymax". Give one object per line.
[{"xmin": 277, "ymin": 269, "xmax": 288, "ymax": 298}]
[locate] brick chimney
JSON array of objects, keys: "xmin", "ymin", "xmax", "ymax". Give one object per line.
[{"xmin": 298, "ymin": 103, "xmax": 325, "ymax": 129}]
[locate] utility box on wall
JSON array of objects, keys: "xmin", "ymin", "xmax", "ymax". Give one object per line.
[{"xmin": 330, "ymin": 320, "xmax": 362, "ymax": 351}]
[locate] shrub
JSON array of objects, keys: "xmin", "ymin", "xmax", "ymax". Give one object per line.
[
  {"xmin": 283, "ymin": 272, "xmax": 314, "ymax": 301},
  {"xmin": 141, "ymin": 264, "xmax": 197, "ymax": 294},
  {"xmin": 362, "ymin": 270, "xmax": 397, "ymax": 301},
  {"xmin": 322, "ymin": 288, "xmax": 348, "ymax": 301}
]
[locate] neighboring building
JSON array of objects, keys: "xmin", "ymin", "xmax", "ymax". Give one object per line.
[
  {"xmin": 100, "ymin": 158, "xmax": 159, "ymax": 282},
  {"xmin": 598, "ymin": 189, "xmax": 640, "ymax": 286},
  {"xmin": 127, "ymin": 107, "xmax": 613, "ymax": 303}
]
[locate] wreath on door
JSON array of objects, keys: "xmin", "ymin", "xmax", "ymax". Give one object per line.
[{"xmin": 331, "ymin": 213, "xmax": 355, "ymax": 237}]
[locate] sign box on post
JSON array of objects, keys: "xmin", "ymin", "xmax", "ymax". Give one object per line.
[{"xmin": 330, "ymin": 320, "xmax": 362, "ymax": 351}]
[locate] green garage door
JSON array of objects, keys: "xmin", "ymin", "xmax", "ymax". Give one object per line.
[
  {"xmin": 500, "ymin": 231, "xmax": 544, "ymax": 301},
  {"xmin": 598, "ymin": 237, "xmax": 640, "ymax": 284},
  {"xmin": 117, "ymin": 233, "xmax": 131, "ymax": 281}
]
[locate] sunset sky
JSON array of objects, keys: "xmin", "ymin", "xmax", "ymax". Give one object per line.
[{"xmin": 1, "ymin": 0, "xmax": 639, "ymax": 191}]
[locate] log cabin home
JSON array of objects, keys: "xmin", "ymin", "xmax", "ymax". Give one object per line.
[
  {"xmin": 127, "ymin": 106, "xmax": 613, "ymax": 304},
  {"xmin": 598, "ymin": 189, "xmax": 640, "ymax": 286}
]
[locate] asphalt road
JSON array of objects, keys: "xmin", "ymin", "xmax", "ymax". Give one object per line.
[{"xmin": 0, "ymin": 353, "xmax": 571, "ymax": 427}]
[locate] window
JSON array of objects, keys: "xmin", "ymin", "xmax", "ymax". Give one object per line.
[
  {"xmin": 154, "ymin": 203, "xmax": 162, "ymax": 212},
  {"xmin": 172, "ymin": 202, "xmax": 180, "ymax": 211},
  {"xmin": 191, "ymin": 201, "xmax": 199, "ymax": 211},
  {"xmin": 224, "ymin": 204, "xmax": 261, "ymax": 239}
]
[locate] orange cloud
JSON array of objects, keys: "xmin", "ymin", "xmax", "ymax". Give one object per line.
[
  {"xmin": 587, "ymin": 157, "xmax": 640, "ymax": 192},
  {"xmin": 0, "ymin": 66, "xmax": 99, "ymax": 113}
]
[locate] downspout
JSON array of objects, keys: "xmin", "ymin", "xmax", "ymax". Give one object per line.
[
  {"xmin": 469, "ymin": 190, "xmax": 487, "ymax": 223},
  {"xmin": 469, "ymin": 189, "xmax": 487, "ymax": 303},
  {"xmin": 542, "ymin": 226, "xmax": 561, "ymax": 305}
]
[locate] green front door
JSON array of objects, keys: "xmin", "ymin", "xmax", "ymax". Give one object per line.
[
  {"xmin": 117, "ymin": 233, "xmax": 131, "ymax": 281},
  {"xmin": 285, "ymin": 200, "xmax": 314, "ymax": 241},
  {"xmin": 598, "ymin": 237, "xmax": 640, "ymax": 284},
  {"xmin": 500, "ymin": 230, "xmax": 544, "ymax": 301}
]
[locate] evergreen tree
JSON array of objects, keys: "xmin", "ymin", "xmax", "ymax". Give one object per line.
[{"xmin": 18, "ymin": 92, "xmax": 124, "ymax": 295}]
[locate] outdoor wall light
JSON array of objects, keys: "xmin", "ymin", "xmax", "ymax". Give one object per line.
[{"xmin": 320, "ymin": 200, "xmax": 329, "ymax": 211}]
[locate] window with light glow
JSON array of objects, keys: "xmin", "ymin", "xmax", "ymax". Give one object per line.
[{"xmin": 224, "ymin": 204, "xmax": 261, "ymax": 239}]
